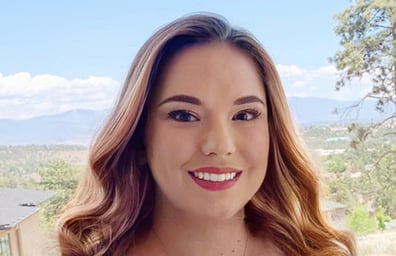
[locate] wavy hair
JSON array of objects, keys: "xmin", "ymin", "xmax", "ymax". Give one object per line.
[{"xmin": 57, "ymin": 13, "xmax": 356, "ymax": 255}]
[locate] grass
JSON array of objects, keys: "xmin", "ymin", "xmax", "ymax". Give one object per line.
[{"xmin": 358, "ymin": 231, "xmax": 396, "ymax": 256}]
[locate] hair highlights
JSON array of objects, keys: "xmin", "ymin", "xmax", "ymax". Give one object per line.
[{"xmin": 57, "ymin": 13, "xmax": 356, "ymax": 255}]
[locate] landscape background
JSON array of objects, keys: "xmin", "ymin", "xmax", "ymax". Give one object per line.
[
  {"xmin": 1, "ymin": 1, "xmax": 395, "ymax": 255},
  {"xmin": 0, "ymin": 97, "xmax": 391, "ymax": 145}
]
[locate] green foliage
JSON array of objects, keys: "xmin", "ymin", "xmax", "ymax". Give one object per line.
[
  {"xmin": 0, "ymin": 145, "xmax": 86, "ymax": 176},
  {"xmin": 372, "ymin": 149, "xmax": 396, "ymax": 215},
  {"xmin": 326, "ymin": 177, "xmax": 355, "ymax": 212},
  {"xmin": 330, "ymin": 0, "xmax": 396, "ymax": 99},
  {"xmin": 0, "ymin": 145, "xmax": 87, "ymax": 189},
  {"xmin": 36, "ymin": 160, "xmax": 81, "ymax": 228},
  {"xmin": 347, "ymin": 205, "xmax": 377, "ymax": 235},
  {"xmin": 376, "ymin": 207, "xmax": 392, "ymax": 230},
  {"xmin": 325, "ymin": 155, "xmax": 347, "ymax": 173},
  {"xmin": 330, "ymin": 0, "xmax": 396, "ymax": 149},
  {"xmin": 317, "ymin": 124, "xmax": 396, "ymax": 218}
]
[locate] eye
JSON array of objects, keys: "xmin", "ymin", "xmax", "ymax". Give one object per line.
[
  {"xmin": 232, "ymin": 109, "xmax": 261, "ymax": 121},
  {"xmin": 168, "ymin": 110, "xmax": 199, "ymax": 122}
]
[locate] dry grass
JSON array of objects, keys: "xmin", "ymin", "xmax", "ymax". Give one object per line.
[{"xmin": 358, "ymin": 231, "xmax": 396, "ymax": 256}]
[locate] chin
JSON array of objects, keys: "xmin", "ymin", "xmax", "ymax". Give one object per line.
[{"xmin": 191, "ymin": 204, "xmax": 245, "ymax": 221}]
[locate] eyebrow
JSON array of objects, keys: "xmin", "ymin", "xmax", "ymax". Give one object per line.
[
  {"xmin": 158, "ymin": 94, "xmax": 201, "ymax": 106},
  {"xmin": 233, "ymin": 95, "xmax": 266, "ymax": 106},
  {"xmin": 158, "ymin": 94, "xmax": 265, "ymax": 106}
]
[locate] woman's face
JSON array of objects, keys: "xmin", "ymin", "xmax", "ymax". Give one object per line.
[{"xmin": 144, "ymin": 42, "xmax": 269, "ymax": 220}]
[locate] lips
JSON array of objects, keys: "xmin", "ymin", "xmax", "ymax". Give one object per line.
[
  {"xmin": 192, "ymin": 171, "xmax": 237, "ymax": 182},
  {"xmin": 188, "ymin": 167, "xmax": 242, "ymax": 191}
]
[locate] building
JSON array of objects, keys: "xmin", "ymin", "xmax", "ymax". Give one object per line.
[
  {"xmin": 0, "ymin": 188, "xmax": 54, "ymax": 256},
  {"xmin": 320, "ymin": 198, "xmax": 347, "ymax": 228}
]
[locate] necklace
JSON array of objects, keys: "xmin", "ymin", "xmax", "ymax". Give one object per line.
[{"xmin": 152, "ymin": 229, "xmax": 249, "ymax": 256}]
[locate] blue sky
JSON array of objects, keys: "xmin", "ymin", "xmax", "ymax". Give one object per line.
[{"xmin": 0, "ymin": 1, "xmax": 372, "ymax": 119}]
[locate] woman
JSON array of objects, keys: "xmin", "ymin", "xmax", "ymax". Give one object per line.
[{"xmin": 57, "ymin": 13, "xmax": 356, "ymax": 255}]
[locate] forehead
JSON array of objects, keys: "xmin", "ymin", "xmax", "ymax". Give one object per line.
[{"xmin": 153, "ymin": 42, "xmax": 265, "ymax": 103}]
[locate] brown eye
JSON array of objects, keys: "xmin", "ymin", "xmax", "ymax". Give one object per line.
[
  {"xmin": 232, "ymin": 109, "xmax": 261, "ymax": 121},
  {"xmin": 168, "ymin": 110, "xmax": 199, "ymax": 122}
]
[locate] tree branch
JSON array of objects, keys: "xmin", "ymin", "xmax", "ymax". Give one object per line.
[{"xmin": 368, "ymin": 150, "xmax": 396, "ymax": 173}]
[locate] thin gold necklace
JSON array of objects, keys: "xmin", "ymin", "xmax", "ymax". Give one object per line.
[{"xmin": 152, "ymin": 229, "xmax": 249, "ymax": 256}]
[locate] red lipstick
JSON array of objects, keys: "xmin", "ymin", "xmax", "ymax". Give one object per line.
[{"xmin": 188, "ymin": 167, "xmax": 242, "ymax": 191}]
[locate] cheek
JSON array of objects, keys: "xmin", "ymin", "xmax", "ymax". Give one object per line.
[
  {"xmin": 238, "ymin": 125, "xmax": 269, "ymax": 199},
  {"xmin": 145, "ymin": 123, "xmax": 196, "ymax": 172},
  {"xmin": 241, "ymin": 126, "xmax": 270, "ymax": 166}
]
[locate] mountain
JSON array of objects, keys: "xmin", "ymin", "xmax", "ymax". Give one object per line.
[
  {"xmin": 0, "ymin": 109, "xmax": 110, "ymax": 145},
  {"xmin": 287, "ymin": 97, "xmax": 389, "ymax": 126},
  {"xmin": 0, "ymin": 97, "xmax": 392, "ymax": 145}
]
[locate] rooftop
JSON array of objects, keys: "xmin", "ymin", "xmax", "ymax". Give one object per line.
[
  {"xmin": 320, "ymin": 198, "xmax": 346, "ymax": 212},
  {"xmin": 0, "ymin": 188, "xmax": 54, "ymax": 230}
]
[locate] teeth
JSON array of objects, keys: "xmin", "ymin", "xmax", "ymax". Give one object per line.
[{"xmin": 193, "ymin": 172, "xmax": 237, "ymax": 182}]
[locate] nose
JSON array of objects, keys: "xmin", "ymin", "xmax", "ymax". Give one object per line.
[{"xmin": 200, "ymin": 119, "xmax": 236, "ymax": 157}]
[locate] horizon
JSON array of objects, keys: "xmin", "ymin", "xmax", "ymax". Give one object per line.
[{"xmin": 0, "ymin": 1, "xmax": 374, "ymax": 119}]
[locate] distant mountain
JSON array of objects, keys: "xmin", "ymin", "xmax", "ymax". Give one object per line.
[
  {"xmin": 0, "ymin": 97, "xmax": 392, "ymax": 145},
  {"xmin": 287, "ymin": 97, "xmax": 390, "ymax": 126},
  {"xmin": 0, "ymin": 109, "xmax": 110, "ymax": 145}
]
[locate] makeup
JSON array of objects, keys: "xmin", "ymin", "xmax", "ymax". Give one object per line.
[{"xmin": 188, "ymin": 167, "xmax": 242, "ymax": 191}]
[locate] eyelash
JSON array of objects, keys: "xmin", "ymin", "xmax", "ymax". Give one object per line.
[
  {"xmin": 232, "ymin": 109, "xmax": 261, "ymax": 121},
  {"xmin": 167, "ymin": 108, "xmax": 261, "ymax": 122},
  {"xmin": 168, "ymin": 110, "xmax": 199, "ymax": 122}
]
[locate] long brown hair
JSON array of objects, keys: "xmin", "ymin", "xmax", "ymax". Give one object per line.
[{"xmin": 57, "ymin": 13, "xmax": 356, "ymax": 255}]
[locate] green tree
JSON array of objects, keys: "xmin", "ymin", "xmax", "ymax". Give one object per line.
[
  {"xmin": 325, "ymin": 155, "xmax": 347, "ymax": 173},
  {"xmin": 347, "ymin": 205, "xmax": 377, "ymax": 235},
  {"xmin": 330, "ymin": 0, "xmax": 396, "ymax": 147},
  {"xmin": 326, "ymin": 177, "xmax": 355, "ymax": 212},
  {"xmin": 372, "ymin": 149, "xmax": 396, "ymax": 216},
  {"xmin": 36, "ymin": 160, "xmax": 81, "ymax": 228},
  {"xmin": 376, "ymin": 207, "xmax": 392, "ymax": 230}
]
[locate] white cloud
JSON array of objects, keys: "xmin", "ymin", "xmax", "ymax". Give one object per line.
[
  {"xmin": 0, "ymin": 72, "xmax": 120, "ymax": 119},
  {"xmin": 276, "ymin": 64, "xmax": 372, "ymax": 101},
  {"xmin": 277, "ymin": 64, "xmax": 308, "ymax": 78},
  {"xmin": 291, "ymin": 80, "xmax": 306, "ymax": 88},
  {"xmin": 0, "ymin": 66, "xmax": 375, "ymax": 119}
]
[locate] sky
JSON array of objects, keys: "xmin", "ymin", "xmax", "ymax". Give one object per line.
[{"xmin": 0, "ymin": 0, "xmax": 373, "ymax": 119}]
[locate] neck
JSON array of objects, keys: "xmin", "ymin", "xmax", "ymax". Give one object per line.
[{"xmin": 151, "ymin": 206, "xmax": 249, "ymax": 256}]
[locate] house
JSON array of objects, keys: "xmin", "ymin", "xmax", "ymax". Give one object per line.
[
  {"xmin": 0, "ymin": 188, "xmax": 54, "ymax": 256},
  {"xmin": 320, "ymin": 198, "xmax": 347, "ymax": 228}
]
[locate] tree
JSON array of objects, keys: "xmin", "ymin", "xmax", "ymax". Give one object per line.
[
  {"xmin": 36, "ymin": 160, "xmax": 81, "ymax": 228},
  {"xmin": 371, "ymin": 148, "xmax": 396, "ymax": 216},
  {"xmin": 376, "ymin": 207, "xmax": 392, "ymax": 230},
  {"xmin": 325, "ymin": 155, "xmax": 347, "ymax": 173},
  {"xmin": 329, "ymin": 0, "xmax": 396, "ymax": 148},
  {"xmin": 347, "ymin": 204, "xmax": 377, "ymax": 235},
  {"xmin": 326, "ymin": 177, "xmax": 355, "ymax": 212}
]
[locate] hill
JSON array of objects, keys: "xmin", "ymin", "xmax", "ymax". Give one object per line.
[
  {"xmin": 0, "ymin": 97, "xmax": 392, "ymax": 145},
  {"xmin": 0, "ymin": 109, "xmax": 109, "ymax": 145}
]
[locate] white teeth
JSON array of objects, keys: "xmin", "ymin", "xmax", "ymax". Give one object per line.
[
  {"xmin": 210, "ymin": 173, "xmax": 218, "ymax": 182},
  {"xmin": 193, "ymin": 172, "xmax": 237, "ymax": 182}
]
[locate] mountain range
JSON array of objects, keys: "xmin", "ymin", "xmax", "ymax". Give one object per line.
[{"xmin": 0, "ymin": 97, "xmax": 391, "ymax": 145}]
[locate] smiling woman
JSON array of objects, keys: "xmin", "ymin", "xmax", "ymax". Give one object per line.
[
  {"xmin": 144, "ymin": 42, "xmax": 269, "ymax": 226},
  {"xmin": 56, "ymin": 13, "xmax": 357, "ymax": 256}
]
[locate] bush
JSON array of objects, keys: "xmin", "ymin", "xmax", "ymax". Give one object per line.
[
  {"xmin": 377, "ymin": 207, "xmax": 391, "ymax": 231},
  {"xmin": 347, "ymin": 205, "xmax": 377, "ymax": 235}
]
